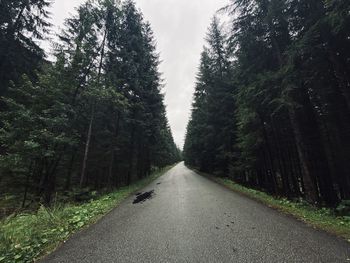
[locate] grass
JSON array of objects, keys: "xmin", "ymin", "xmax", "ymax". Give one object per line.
[
  {"xmin": 198, "ymin": 171, "xmax": 350, "ymax": 241},
  {"xmin": 0, "ymin": 165, "xmax": 175, "ymax": 263}
]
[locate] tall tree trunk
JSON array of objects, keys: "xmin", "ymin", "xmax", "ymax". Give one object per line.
[
  {"xmin": 65, "ymin": 152, "xmax": 76, "ymax": 191},
  {"xmin": 127, "ymin": 125, "xmax": 136, "ymax": 185},
  {"xmin": 288, "ymin": 106, "xmax": 318, "ymax": 204},
  {"xmin": 287, "ymin": 84, "xmax": 338, "ymax": 205},
  {"xmin": 259, "ymin": 114, "xmax": 277, "ymax": 194},
  {"xmin": 80, "ymin": 106, "xmax": 95, "ymax": 187},
  {"xmin": 107, "ymin": 112, "xmax": 121, "ymax": 188},
  {"xmin": 265, "ymin": 11, "xmax": 336, "ymax": 204},
  {"xmin": 43, "ymin": 153, "xmax": 63, "ymax": 205},
  {"xmin": 79, "ymin": 28, "xmax": 107, "ymax": 188},
  {"xmin": 21, "ymin": 162, "xmax": 33, "ymax": 208},
  {"xmin": 108, "ymin": 151, "xmax": 115, "ymax": 188}
]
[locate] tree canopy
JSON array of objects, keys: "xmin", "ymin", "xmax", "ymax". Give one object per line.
[
  {"xmin": 184, "ymin": 0, "xmax": 350, "ymax": 207},
  {"xmin": 0, "ymin": 0, "xmax": 180, "ymax": 209}
]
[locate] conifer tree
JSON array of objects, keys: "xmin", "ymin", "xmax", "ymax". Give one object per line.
[
  {"xmin": 185, "ymin": 0, "xmax": 350, "ymax": 206},
  {"xmin": 0, "ymin": 0, "xmax": 52, "ymax": 95},
  {"xmin": 0, "ymin": 0, "xmax": 180, "ymax": 208}
]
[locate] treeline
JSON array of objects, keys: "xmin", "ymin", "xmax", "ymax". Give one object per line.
[
  {"xmin": 0, "ymin": 0, "xmax": 180, "ymax": 207},
  {"xmin": 184, "ymin": 0, "xmax": 350, "ymax": 207}
]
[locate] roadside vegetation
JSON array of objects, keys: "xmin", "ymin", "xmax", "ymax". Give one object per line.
[
  {"xmin": 191, "ymin": 165, "xmax": 350, "ymax": 241},
  {"xmin": 217, "ymin": 177, "xmax": 350, "ymax": 240},
  {"xmin": 0, "ymin": 165, "xmax": 174, "ymax": 263}
]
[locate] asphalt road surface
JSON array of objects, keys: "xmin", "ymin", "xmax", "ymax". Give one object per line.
[{"xmin": 43, "ymin": 162, "xmax": 350, "ymax": 263}]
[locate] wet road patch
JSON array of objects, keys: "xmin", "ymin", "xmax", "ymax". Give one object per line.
[{"xmin": 133, "ymin": 190, "xmax": 155, "ymax": 204}]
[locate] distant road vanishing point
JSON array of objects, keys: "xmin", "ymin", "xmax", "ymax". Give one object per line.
[{"xmin": 42, "ymin": 163, "xmax": 350, "ymax": 263}]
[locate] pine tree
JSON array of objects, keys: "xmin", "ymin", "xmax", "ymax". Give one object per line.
[
  {"xmin": 0, "ymin": 0, "xmax": 180, "ymax": 208},
  {"xmin": 185, "ymin": 0, "xmax": 350, "ymax": 206},
  {"xmin": 0, "ymin": 0, "xmax": 52, "ymax": 95},
  {"xmin": 184, "ymin": 17, "xmax": 235, "ymax": 175}
]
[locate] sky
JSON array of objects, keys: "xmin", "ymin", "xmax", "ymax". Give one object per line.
[{"xmin": 48, "ymin": 0, "xmax": 229, "ymax": 148}]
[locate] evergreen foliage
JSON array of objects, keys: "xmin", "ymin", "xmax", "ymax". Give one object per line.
[
  {"xmin": 0, "ymin": 0, "xmax": 180, "ymax": 210},
  {"xmin": 0, "ymin": 0, "xmax": 52, "ymax": 95},
  {"xmin": 184, "ymin": 0, "xmax": 350, "ymax": 207}
]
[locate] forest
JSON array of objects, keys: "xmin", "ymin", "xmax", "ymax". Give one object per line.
[
  {"xmin": 0, "ymin": 0, "xmax": 181, "ymax": 213},
  {"xmin": 184, "ymin": 0, "xmax": 350, "ymax": 207}
]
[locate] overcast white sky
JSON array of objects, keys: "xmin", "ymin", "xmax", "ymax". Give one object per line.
[{"xmin": 48, "ymin": 0, "xmax": 229, "ymax": 148}]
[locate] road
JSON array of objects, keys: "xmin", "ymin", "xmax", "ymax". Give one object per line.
[{"xmin": 43, "ymin": 162, "xmax": 350, "ymax": 263}]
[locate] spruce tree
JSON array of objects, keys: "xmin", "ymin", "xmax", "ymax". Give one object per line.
[{"xmin": 0, "ymin": 0, "xmax": 52, "ymax": 95}]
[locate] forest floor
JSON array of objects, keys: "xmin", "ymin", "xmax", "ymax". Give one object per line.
[
  {"xmin": 0, "ymin": 165, "xmax": 176, "ymax": 263},
  {"xmin": 199, "ymin": 172, "xmax": 350, "ymax": 241}
]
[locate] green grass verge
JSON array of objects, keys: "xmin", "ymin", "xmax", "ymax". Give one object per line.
[
  {"xmin": 0, "ymin": 165, "xmax": 175, "ymax": 263},
  {"xmin": 199, "ymin": 172, "xmax": 350, "ymax": 241}
]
